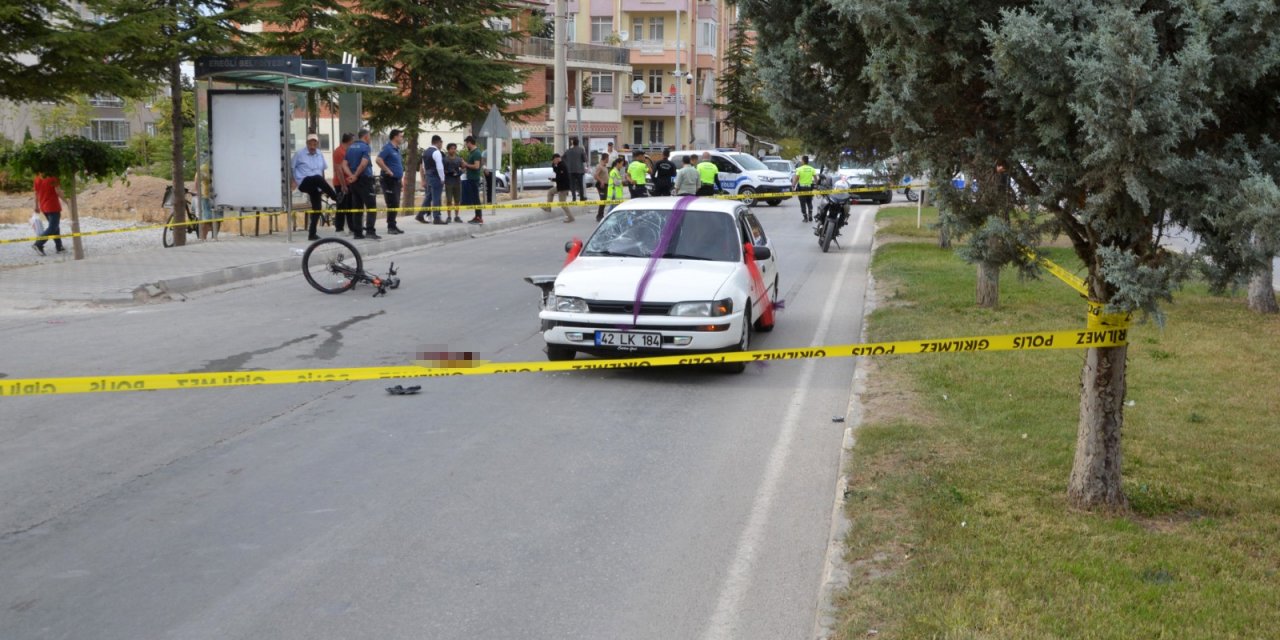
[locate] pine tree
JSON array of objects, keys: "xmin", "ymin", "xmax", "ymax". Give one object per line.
[
  {"xmin": 0, "ymin": 1, "xmax": 152, "ymax": 102},
  {"xmin": 741, "ymin": 0, "xmax": 1280, "ymax": 510},
  {"xmin": 87, "ymin": 0, "xmax": 257, "ymax": 247},
  {"xmin": 340, "ymin": 0, "xmax": 538, "ymax": 205},
  {"xmin": 258, "ymin": 0, "xmax": 344, "ymax": 134},
  {"xmin": 715, "ymin": 23, "xmax": 775, "ymax": 147}
]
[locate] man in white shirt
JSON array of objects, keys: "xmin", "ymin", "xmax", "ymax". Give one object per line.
[
  {"xmin": 419, "ymin": 134, "xmax": 447, "ymax": 224},
  {"xmin": 292, "ymin": 133, "xmax": 340, "ymax": 240}
]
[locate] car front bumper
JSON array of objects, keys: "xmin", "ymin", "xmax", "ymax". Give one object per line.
[
  {"xmin": 754, "ymin": 185, "xmax": 793, "ymax": 198},
  {"xmin": 540, "ymin": 310, "xmax": 746, "ymax": 355}
]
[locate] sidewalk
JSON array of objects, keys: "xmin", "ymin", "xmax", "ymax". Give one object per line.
[{"xmin": 0, "ymin": 195, "xmax": 570, "ymax": 310}]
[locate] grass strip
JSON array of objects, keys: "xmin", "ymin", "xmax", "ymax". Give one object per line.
[{"xmin": 835, "ymin": 207, "xmax": 1280, "ymax": 638}]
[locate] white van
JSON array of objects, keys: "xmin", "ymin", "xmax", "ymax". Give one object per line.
[{"xmin": 676, "ymin": 149, "xmax": 794, "ymax": 206}]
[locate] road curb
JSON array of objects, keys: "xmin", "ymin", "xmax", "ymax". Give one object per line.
[
  {"xmin": 127, "ymin": 206, "xmax": 565, "ymax": 303},
  {"xmin": 812, "ymin": 208, "xmax": 885, "ymax": 640}
]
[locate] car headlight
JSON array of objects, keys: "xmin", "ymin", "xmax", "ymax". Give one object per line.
[
  {"xmin": 551, "ymin": 296, "xmax": 589, "ymax": 313},
  {"xmin": 669, "ymin": 298, "xmax": 733, "ymax": 317}
]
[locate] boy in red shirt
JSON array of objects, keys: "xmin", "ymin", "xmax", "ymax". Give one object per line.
[{"xmin": 33, "ymin": 174, "xmax": 67, "ymax": 255}]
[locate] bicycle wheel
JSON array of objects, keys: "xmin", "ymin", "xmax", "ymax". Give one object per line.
[
  {"xmin": 163, "ymin": 212, "xmax": 178, "ymax": 248},
  {"xmin": 302, "ymin": 237, "xmax": 363, "ymax": 294}
]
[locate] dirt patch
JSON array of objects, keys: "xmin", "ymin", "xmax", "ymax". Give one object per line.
[
  {"xmin": 859, "ymin": 359, "xmax": 938, "ymax": 428},
  {"xmin": 0, "ymin": 174, "xmax": 179, "ymax": 225}
]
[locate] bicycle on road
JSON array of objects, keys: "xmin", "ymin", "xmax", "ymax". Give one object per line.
[{"xmin": 301, "ymin": 237, "xmax": 401, "ymax": 296}]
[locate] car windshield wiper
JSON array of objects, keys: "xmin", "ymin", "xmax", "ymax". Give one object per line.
[
  {"xmin": 583, "ymin": 249, "xmax": 646, "ymax": 258},
  {"xmin": 662, "ymin": 252, "xmax": 713, "ymax": 261}
]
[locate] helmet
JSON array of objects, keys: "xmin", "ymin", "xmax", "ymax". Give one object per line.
[{"xmin": 829, "ymin": 177, "xmax": 852, "ymax": 203}]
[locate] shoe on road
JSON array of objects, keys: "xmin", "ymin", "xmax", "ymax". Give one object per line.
[
  {"xmin": 387, "ymin": 228, "xmax": 404, "ymax": 235},
  {"xmin": 307, "ymin": 234, "xmax": 320, "ymax": 241},
  {"xmin": 467, "ymin": 218, "xmax": 483, "ymax": 225},
  {"xmin": 364, "ymin": 232, "xmax": 382, "ymax": 240},
  {"xmin": 415, "ymin": 214, "xmax": 427, "ymax": 223},
  {"xmin": 32, "ymin": 243, "xmax": 45, "ymax": 256}
]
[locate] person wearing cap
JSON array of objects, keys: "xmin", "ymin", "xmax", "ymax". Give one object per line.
[{"xmin": 292, "ymin": 133, "xmax": 341, "ymax": 241}]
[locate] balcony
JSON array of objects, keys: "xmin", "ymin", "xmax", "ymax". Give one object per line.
[
  {"xmin": 622, "ymin": 92, "xmax": 688, "ymax": 117},
  {"xmin": 506, "ymin": 37, "xmax": 632, "ymax": 72}
]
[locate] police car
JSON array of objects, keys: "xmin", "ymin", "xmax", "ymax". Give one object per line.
[{"xmin": 677, "ymin": 149, "xmax": 794, "ymax": 207}]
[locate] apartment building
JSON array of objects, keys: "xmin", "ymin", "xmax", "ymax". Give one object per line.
[{"xmin": 515, "ymin": 0, "xmax": 732, "ymax": 155}]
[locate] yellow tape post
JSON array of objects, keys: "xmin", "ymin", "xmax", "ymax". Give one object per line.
[{"xmin": 0, "ymin": 328, "xmax": 1127, "ymax": 397}]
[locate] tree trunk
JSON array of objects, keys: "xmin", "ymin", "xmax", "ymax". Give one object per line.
[
  {"xmin": 938, "ymin": 223, "xmax": 951, "ymax": 249},
  {"xmin": 1067, "ymin": 344, "xmax": 1129, "ymax": 511},
  {"xmin": 169, "ymin": 57, "xmax": 186, "ymax": 247},
  {"xmin": 67, "ymin": 173, "xmax": 85, "ymax": 260},
  {"xmin": 976, "ymin": 261, "xmax": 999, "ymax": 308},
  {"xmin": 1247, "ymin": 254, "xmax": 1278, "ymax": 314}
]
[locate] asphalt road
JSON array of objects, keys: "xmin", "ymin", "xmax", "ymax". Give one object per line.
[{"xmin": 0, "ymin": 196, "xmax": 879, "ymax": 640}]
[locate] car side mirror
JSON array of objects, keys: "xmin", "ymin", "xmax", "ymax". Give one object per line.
[
  {"xmin": 752, "ymin": 246, "xmax": 772, "ymax": 261},
  {"xmin": 565, "ymin": 240, "xmax": 575, "ymax": 253}
]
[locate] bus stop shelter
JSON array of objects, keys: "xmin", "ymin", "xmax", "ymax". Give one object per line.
[{"xmin": 194, "ymin": 55, "xmax": 394, "ymax": 240}]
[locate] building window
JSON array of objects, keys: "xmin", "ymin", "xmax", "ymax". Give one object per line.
[
  {"xmin": 144, "ymin": 122, "xmax": 156, "ymax": 136},
  {"xmin": 647, "ymin": 69, "xmax": 663, "ymax": 94},
  {"xmin": 590, "ymin": 73, "xmax": 613, "ymax": 94},
  {"xmin": 88, "ymin": 95, "xmax": 125, "ymax": 108},
  {"xmin": 565, "ymin": 13, "xmax": 576, "ymax": 42},
  {"xmin": 649, "ymin": 120, "xmax": 665, "ymax": 145},
  {"xmin": 698, "ymin": 20, "xmax": 718, "ymax": 54},
  {"xmin": 648, "ymin": 17, "xmax": 664, "ymax": 42},
  {"xmin": 84, "ymin": 119, "xmax": 130, "ymax": 146},
  {"xmin": 591, "ymin": 16, "xmax": 612, "ymax": 43},
  {"xmin": 632, "ymin": 120, "xmax": 644, "ymax": 146},
  {"xmin": 487, "ymin": 17, "xmax": 512, "ymax": 32}
]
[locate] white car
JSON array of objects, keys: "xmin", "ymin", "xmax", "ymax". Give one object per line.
[
  {"xmin": 538, "ymin": 197, "xmax": 780, "ymax": 372},
  {"xmin": 514, "ymin": 161, "xmax": 597, "ymax": 190}
]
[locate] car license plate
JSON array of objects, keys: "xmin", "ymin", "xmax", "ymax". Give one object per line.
[{"xmin": 594, "ymin": 331, "xmax": 662, "ymax": 348}]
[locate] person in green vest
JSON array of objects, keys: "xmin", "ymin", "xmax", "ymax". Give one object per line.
[
  {"xmin": 606, "ymin": 157, "xmax": 628, "ymax": 216},
  {"xmin": 793, "ymin": 155, "xmax": 819, "ymax": 222},
  {"xmin": 696, "ymin": 152, "xmax": 719, "ymax": 196},
  {"xmin": 626, "ymin": 150, "xmax": 650, "ymax": 198}
]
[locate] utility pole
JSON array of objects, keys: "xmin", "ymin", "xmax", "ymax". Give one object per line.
[
  {"xmin": 670, "ymin": 7, "xmax": 680, "ymax": 151},
  {"xmin": 553, "ymin": 0, "xmax": 568, "ymax": 152}
]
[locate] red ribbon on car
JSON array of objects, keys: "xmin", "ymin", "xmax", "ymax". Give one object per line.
[{"xmin": 743, "ymin": 243, "xmax": 776, "ymax": 327}]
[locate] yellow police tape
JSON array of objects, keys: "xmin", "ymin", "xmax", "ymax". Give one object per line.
[
  {"xmin": 0, "ymin": 327, "xmax": 1126, "ymax": 397},
  {"xmin": 1024, "ymin": 249, "xmax": 1132, "ymax": 330},
  {"xmin": 2, "ymin": 184, "xmax": 915, "ymax": 246}
]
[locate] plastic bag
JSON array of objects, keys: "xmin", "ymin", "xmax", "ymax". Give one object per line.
[{"xmin": 30, "ymin": 212, "xmax": 45, "ymax": 238}]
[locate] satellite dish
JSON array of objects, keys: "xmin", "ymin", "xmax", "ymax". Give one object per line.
[{"xmin": 631, "ymin": 79, "xmax": 647, "ymax": 95}]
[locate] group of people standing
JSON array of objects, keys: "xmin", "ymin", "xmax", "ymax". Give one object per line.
[
  {"xmin": 292, "ymin": 130, "xmax": 490, "ymax": 241},
  {"xmin": 542, "ymin": 139, "xmax": 726, "ymax": 224}
]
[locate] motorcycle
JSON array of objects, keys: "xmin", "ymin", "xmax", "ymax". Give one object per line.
[{"xmin": 813, "ymin": 174, "xmax": 853, "ymax": 253}]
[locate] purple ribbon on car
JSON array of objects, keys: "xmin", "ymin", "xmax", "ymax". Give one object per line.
[{"xmin": 629, "ymin": 195, "xmax": 697, "ymax": 326}]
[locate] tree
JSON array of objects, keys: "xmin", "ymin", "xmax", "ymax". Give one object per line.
[
  {"xmin": 3, "ymin": 136, "xmax": 134, "ymax": 259},
  {"xmin": 34, "ymin": 96, "xmax": 93, "ymax": 139},
  {"xmin": 257, "ymin": 0, "xmax": 343, "ymax": 134},
  {"xmin": 88, "ymin": 0, "xmax": 257, "ymax": 247},
  {"xmin": 715, "ymin": 23, "xmax": 776, "ymax": 147},
  {"xmin": 0, "ymin": 1, "xmax": 153, "ymax": 102},
  {"xmin": 340, "ymin": 0, "xmax": 537, "ymax": 208},
  {"xmin": 742, "ymin": 0, "xmax": 1280, "ymax": 510}
]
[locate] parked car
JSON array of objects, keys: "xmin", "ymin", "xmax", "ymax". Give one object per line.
[
  {"xmin": 831, "ymin": 155, "xmax": 893, "ymax": 204},
  {"xmin": 538, "ymin": 196, "xmax": 780, "ymax": 372},
  {"xmin": 510, "ymin": 161, "xmax": 598, "ymax": 190},
  {"xmin": 675, "ymin": 149, "xmax": 793, "ymax": 206},
  {"xmin": 763, "ymin": 159, "xmax": 796, "ymax": 178}
]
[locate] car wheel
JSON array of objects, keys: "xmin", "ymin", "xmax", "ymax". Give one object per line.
[
  {"xmin": 546, "ymin": 344, "xmax": 576, "ymax": 361},
  {"xmin": 881, "ymin": 191, "xmax": 893, "ymax": 204},
  {"xmin": 722, "ymin": 303, "xmax": 750, "ymax": 374},
  {"xmin": 766, "ymin": 199, "xmax": 782, "ymax": 206},
  {"xmin": 739, "ymin": 187, "xmax": 757, "ymax": 206}
]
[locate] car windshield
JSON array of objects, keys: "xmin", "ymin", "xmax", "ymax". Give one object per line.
[
  {"xmin": 582, "ymin": 209, "xmax": 742, "ymax": 262},
  {"xmin": 725, "ymin": 153, "xmax": 768, "ymax": 172},
  {"xmin": 765, "ymin": 161, "xmax": 793, "ymax": 173}
]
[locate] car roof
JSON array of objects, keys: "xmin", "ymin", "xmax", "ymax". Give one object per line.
[{"xmin": 610, "ymin": 196, "xmax": 742, "ymax": 215}]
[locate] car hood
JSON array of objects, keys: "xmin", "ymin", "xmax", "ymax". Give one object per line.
[{"xmin": 555, "ymin": 257, "xmax": 738, "ymax": 302}]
